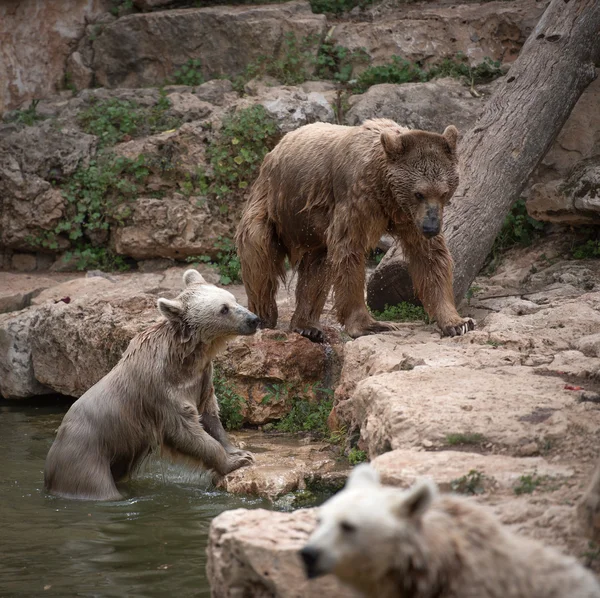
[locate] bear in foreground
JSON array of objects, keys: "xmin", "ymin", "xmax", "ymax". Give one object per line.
[
  {"xmin": 236, "ymin": 118, "xmax": 475, "ymax": 342},
  {"xmin": 300, "ymin": 464, "xmax": 600, "ymax": 598},
  {"xmin": 579, "ymin": 459, "xmax": 600, "ymax": 544},
  {"xmin": 44, "ymin": 270, "xmax": 258, "ymax": 501}
]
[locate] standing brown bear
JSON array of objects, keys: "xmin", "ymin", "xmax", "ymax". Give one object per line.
[
  {"xmin": 44, "ymin": 270, "xmax": 257, "ymax": 501},
  {"xmin": 236, "ymin": 118, "xmax": 475, "ymax": 341}
]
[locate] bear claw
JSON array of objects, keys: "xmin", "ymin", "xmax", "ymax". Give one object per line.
[
  {"xmin": 293, "ymin": 327, "xmax": 325, "ymax": 343},
  {"xmin": 442, "ymin": 318, "xmax": 476, "ymax": 337}
]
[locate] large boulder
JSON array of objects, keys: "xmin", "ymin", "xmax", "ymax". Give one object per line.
[
  {"xmin": 91, "ymin": 2, "xmax": 327, "ymax": 88},
  {"xmin": 0, "ymin": 0, "xmax": 109, "ymax": 112}
]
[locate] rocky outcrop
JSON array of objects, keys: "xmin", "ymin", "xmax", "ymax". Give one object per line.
[
  {"xmin": 91, "ymin": 2, "xmax": 327, "ymax": 88},
  {"xmin": 0, "ymin": 0, "xmax": 110, "ymax": 112}
]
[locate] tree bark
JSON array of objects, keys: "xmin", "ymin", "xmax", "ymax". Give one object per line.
[{"xmin": 367, "ymin": 0, "xmax": 600, "ymax": 312}]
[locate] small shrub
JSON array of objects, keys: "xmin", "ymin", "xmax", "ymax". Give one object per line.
[
  {"xmin": 65, "ymin": 247, "xmax": 130, "ymax": 272},
  {"xmin": 371, "ymin": 302, "xmax": 429, "ymax": 323},
  {"xmin": 213, "ymin": 368, "xmax": 245, "ymax": 430},
  {"xmin": 427, "ymin": 54, "xmax": 502, "ymax": 85},
  {"xmin": 309, "ymin": 0, "xmax": 365, "ymax": 15},
  {"xmin": 352, "ymin": 57, "xmax": 427, "ymax": 93},
  {"xmin": 186, "ymin": 237, "xmax": 241, "ymax": 286},
  {"xmin": 171, "ymin": 59, "xmax": 205, "ymax": 86},
  {"xmin": 513, "ymin": 473, "xmax": 545, "ymax": 495},
  {"xmin": 274, "ymin": 395, "xmax": 333, "ymax": 437},
  {"xmin": 450, "ymin": 469, "xmax": 486, "ymax": 495},
  {"xmin": 348, "ymin": 447, "xmax": 368, "ymax": 465},
  {"xmin": 110, "ymin": 0, "xmax": 134, "ymax": 16},
  {"xmin": 202, "ymin": 105, "xmax": 279, "ymax": 201},
  {"xmin": 446, "ymin": 432, "xmax": 486, "ymax": 446},
  {"xmin": 11, "ymin": 100, "xmax": 44, "ymax": 126},
  {"xmin": 572, "ymin": 239, "xmax": 600, "ymax": 260},
  {"xmin": 316, "ymin": 42, "xmax": 370, "ymax": 84}
]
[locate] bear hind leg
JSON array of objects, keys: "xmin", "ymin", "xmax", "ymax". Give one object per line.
[
  {"xmin": 236, "ymin": 208, "xmax": 286, "ymax": 329},
  {"xmin": 290, "ymin": 249, "xmax": 331, "ymax": 343}
]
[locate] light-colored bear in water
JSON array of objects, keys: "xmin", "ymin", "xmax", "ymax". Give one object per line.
[
  {"xmin": 236, "ymin": 118, "xmax": 475, "ymax": 342},
  {"xmin": 44, "ymin": 270, "xmax": 258, "ymax": 501},
  {"xmin": 300, "ymin": 464, "xmax": 600, "ymax": 598},
  {"xmin": 579, "ymin": 459, "xmax": 600, "ymax": 544}
]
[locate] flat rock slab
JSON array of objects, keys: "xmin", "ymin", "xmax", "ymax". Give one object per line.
[
  {"xmin": 372, "ymin": 449, "xmax": 574, "ymax": 493},
  {"xmin": 207, "ymin": 508, "xmax": 360, "ymax": 598},
  {"xmin": 337, "ymin": 365, "xmax": 599, "ymax": 457},
  {"xmin": 220, "ymin": 432, "xmax": 346, "ymax": 501},
  {"xmin": 0, "ymin": 272, "xmax": 63, "ymax": 314}
]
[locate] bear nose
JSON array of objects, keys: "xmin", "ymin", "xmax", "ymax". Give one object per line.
[
  {"xmin": 300, "ymin": 546, "xmax": 321, "ymax": 579},
  {"xmin": 246, "ymin": 314, "xmax": 261, "ymax": 329},
  {"xmin": 422, "ymin": 224, "xmax": 440, "ymax": 238}
]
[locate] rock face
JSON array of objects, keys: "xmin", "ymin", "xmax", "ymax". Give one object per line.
[
  {"xmin": 207, "ymin": 508, "xmax": 360, "ymax": 598},
  {"xmin": 0, "ymin": 0, "xmax": 109, "ymax": 112},
  {"xmin": 91, "ymin": 2, "xmax": 327, "ymax": 88}
]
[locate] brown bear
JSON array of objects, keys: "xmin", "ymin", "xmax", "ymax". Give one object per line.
[
  {"xmin": 236, "ymin": 118, "xmax": 475, "ymax": 341},
  {"xmin": 44, "ymin": 270, "xmax": 258, "ymax": 501},
  {"xmin": 301, "ymin": 464, "xmax": 600, "ymax": 598}
]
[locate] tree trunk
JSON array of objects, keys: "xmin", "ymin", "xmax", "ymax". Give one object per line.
[{"xmin": 367, "ymin": 0, "xmax": 600, "ymax": 311}]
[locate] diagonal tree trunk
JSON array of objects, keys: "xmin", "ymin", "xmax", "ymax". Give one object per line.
[{"xmin": 367, "ymin": 0, "xmax": 600, "ymax": 311}]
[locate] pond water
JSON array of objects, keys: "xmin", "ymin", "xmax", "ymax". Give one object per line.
[{"xmin": 0, "ymin": 397, "xmax": 272, "ymax": 598}]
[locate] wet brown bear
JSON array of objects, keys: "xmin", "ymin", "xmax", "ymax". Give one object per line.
[
  {"xmin": 236, "ymin": 118, "xmax": 475, "ymax": 341},
  {"xmin": 44, "ymin": 270, "xmax": 258, "ymax": 501}
]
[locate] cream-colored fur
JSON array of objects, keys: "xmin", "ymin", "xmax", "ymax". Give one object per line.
[
  {"xmin": 301, "ymin": 464, "xmax": 600, "ymax": 598},
  {"xmin": 44, "ymin": 270, "xmax": 259, "ymax": 501}
]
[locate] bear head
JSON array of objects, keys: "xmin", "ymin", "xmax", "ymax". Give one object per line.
[
  {"xmin": 157, "ymin": 269, "xmax": 260, "ymax": 343},
  {"xmin": 300, "ymin": 464, "xmax": 437, "ymax": 585},
  {"xmin": 380, "ymin": 125, "xmax": 459, "ymax": 239}
]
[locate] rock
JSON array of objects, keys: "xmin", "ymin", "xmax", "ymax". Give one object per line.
[
  {"xmin": 0, "ymin": 121, "xmax": 97, "ymax": 251},
  {"xmin": 29, "ymin": 277, "xmax": 164, "ymax": 396},
  {"xmin": 372, "ymin": 450, "xmax": 573, "ymax": 493},
  {"xmin": 0, "ymin": 0, "xmax": 108, "ymax": 112},
  {"xmin": 333, "ymin": 0, "xmax": 546, "ymax": 68},
  {"xmin": 219, "ymin": 431, "xmax": 345, "ymax": 501},
  {"xmin": 207, "ymin": 508, "xmax": 359, "ymax": 598},
  {"xmin": 10, "ymin": 253, "xmax": 37, "ymax": 272},
  {"xmin": 193, "ymin": 79, "xmax": 237, "ymax": 106},
  {"xmin": 536, "ymin": 350, "xmax": 600, "ymax": 380},
  {"xmin": 336, "ymin": 364, "xmax": 598, "ymax": 457},
  {"xmin": 65, "ymin": 50, "xmax": 93, "ymax": 91},
  {"xmin": 577, "ymin": 333, "xmax": 600, "ymax": 358},
  {"xmin": 214, "ymin": 329, "xmax": 342, "ymax": 425},
  {"xmin": 0, "ymin": 308, "xmax": 52, "ymax": 398},
  {"xmin": 0, "ymin": 273, "xmax": 58, "ymax": 314},
  {"xmin": 528, "ymin": 158, "xmax": 600, "ymax": 225},
  {"xmin": 91, "ymin": 2, "xmax": 326, "ymax": 88},
  {"xmin": 345, "ymin": 78, "xmax": 492, "ymax": 132}
]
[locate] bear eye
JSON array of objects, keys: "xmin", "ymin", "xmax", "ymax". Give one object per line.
[
  {"xmin": 220, "ymin": 305, "xmax": 229, "ymax": 315},
  {"xmin": 340, "ymin": 521, "xmax": 356, "ymax": 533},
  {"xmin": 415, "ymin": 192, "xmax": 425, "ymax": 201}
]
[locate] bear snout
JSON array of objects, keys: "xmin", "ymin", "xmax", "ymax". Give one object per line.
[
  {"xmin": 422, "ymin": 222, "xmax": 441, "ymax": 238},
  {"xmin": 240, "ymin": 313, "xmax": 261, "ymax": 334},
  {"xmin": 299, "ymin": 545, "xmax": 323, "ymax": 579}
]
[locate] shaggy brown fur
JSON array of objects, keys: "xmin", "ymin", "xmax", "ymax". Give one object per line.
[
  {"xmin": 44, "ymin": 270, "xmax": 258, "ymax": 501},
  {"xmin": 236, "ymin": 118, "xmax": 475, "ymax": 341},
  {"xmin": 301, "ymin": 465, "xmax": 600, "ymax": 598}
]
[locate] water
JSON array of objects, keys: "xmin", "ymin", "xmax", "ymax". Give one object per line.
[{"xmin": 0, "ymin": 397, "xmax": 272, "ymax": 598}]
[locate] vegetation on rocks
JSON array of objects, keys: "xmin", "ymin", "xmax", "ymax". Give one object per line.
[
  {"xmin": 371, "ymin": 302, "xmax": 429, "ymax": 323},
  {"xmin": 213, "ymin": 368, "xmax": 246, "ymax": 430}
]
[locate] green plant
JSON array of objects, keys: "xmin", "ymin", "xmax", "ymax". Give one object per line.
[
  {"xmin": 202, "ymin": 105, "xmax": 279, "ymax": 201},
  {"xmin": 427, "ymin": 54, "xmax": 502, "ymax": 85},
  {"xmin": 316, "ymin": 41, "xmax": 370, "ymax": 84},
  {"xmin": 171, "ymin": 59, "xmax": 205, "ymax": 86},
  {"xmin": 466, "ymin": 284, "xmax": 482, "ymax": 303},
  {"xmin": 12, "ymin": 100, "xmax": 44, "ymax": 126},
  {"xmin": 513, "ymin": 473, "xmax": 545, "ymax": 495},
  {"xmin": 110, "ymin": 0, "xmax": 134, "ymax": 16},
  {"xmin": 186, "ymin": 237, "xmax": 241, "ymax": 286},
  {"xmin": 348, "ymin": 447, "xmax": 368, "ymax": 465},
  {"xmin": 63, "ymin": 72, "xmax": 77, "ymax": 94},
  {"xmin": 485, "ymin": 199, "xmax": 545, "ymax": 273},
  {"xmin": 572, "ymin": 239, "xmax": 600, "ymax": 259},
  {"xmin": 371, "ymin": 302, "xmax": 429, "ymax": 323},
  {"xmin": 309, "ymin": 0, "xmax": 366, "ymax": 14},
  {"xmin": 274, "ymin": 394, "xmax": 333, "ymax": 437},
  {"xmin": 65, "ymin": 247, "xmax": 130, "ymax": 272},
  {"xmin": 446, "ymin": 432, "xmax": 486, "ymax": 446},
  {"xmin": 213, "ymin": 368, "xmax": 245, "ymax": 430},
  {"xmin": 450, "ymin": 470, "xmax": 486, "ymax": 495},
  {"xmin": 352, "ymin": 56, "xmax": 427, "ymax": 93}
]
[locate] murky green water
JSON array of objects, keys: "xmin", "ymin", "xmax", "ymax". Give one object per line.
[{"xmin": 0, "ymin": 397, "xmax": 271, "ymax": 598}]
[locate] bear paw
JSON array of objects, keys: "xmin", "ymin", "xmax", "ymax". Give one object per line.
[
  {"xmin": 293, "ymin": 326, "xmax": 325, "ymax": 343},
  {"xmin": 226, "ymin": 451, "xmax": 255, "ymax": 473},
  {"xmin": 440, "ymin": 318, "xmax": 476, "ymax": 337}
]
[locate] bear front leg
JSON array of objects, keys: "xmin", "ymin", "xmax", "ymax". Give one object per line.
[
  {"xmin": 165, "ymin": 403, "xmax": 253, "ymax": 476},
  {"xmin": 202, "ymin": 412, "xmax": 254, "ymax": 463},
  {"xmin": 403, "ymin": 233, "xmax": 475, "ymax": 337}
]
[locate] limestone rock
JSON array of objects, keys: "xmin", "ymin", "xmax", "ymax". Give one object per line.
[
  {"xmin": 0, "ymin": 308, "xmax": 52, "ymax": 399},
  {"xmin": 345, "ymin": 78, "xmax": 492, "ymax": 132},
  {"xmin": 91, "ymin": 2, "xmax": 326, "ymax": 88},
  {"xmin": 207, "ymin": 508, "xmax": 358, "ymax": 598},
  {"xmin": 0, "ymin": 273, "xmax": 59, "ymax": 314},
  {"xmin": 0, "ymin": 0, "xmax": 108, "ymax": 112}
]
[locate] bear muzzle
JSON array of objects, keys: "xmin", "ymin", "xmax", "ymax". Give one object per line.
[
  {"xmin": 240, "ymin": 313, "xmax": 261, "ymax": 335},
  {"xmin": 299, "ymin": 545, "xmax": 326, "ymax": 579}
]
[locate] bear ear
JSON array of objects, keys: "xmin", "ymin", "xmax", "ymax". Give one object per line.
[
  {"xmin": 157, "ymin": 298, "xmax": 184, "ymax": 322},
  {"xmin": 391, "ymin": 479, "xmax": 437, "ymax": 521},
  {"xmin": 380, "ymin": 130, "xmax": 412, "ymax": 161},
  {"xmin": 442, "ymin": 125, "xmax": 459, "ymax": 153},
  {"xmin": 183, "ymin": 269, "xmax": 207, "ymax": 287},
  {"xmin": 346, "ymin": 463, "xmax": 380, "ymax": 489}
]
